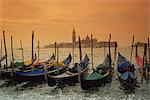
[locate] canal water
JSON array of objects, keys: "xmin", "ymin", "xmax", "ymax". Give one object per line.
[{"xmin": 0, "ymin": 47, "xmax": 150, "ymax": 100}]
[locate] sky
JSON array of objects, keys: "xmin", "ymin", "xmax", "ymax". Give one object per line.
[{"xmin": 0, "ymin": 0, "xmax": 149, "ymax": 48}]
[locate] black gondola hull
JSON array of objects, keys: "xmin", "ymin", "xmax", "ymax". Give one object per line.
[
  {"xmin": 80, "ymin": 73, "xmax": 111, "ymax": 90},
  {"xmin": 47, "ymin": 68, "xmax": 88, "ymax": 87}
]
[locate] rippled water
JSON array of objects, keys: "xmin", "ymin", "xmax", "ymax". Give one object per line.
[{"xmin": 0, "ymin": 47, "xmax": 150, "ymax": 100}]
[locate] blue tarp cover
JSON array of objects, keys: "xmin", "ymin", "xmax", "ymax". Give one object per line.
[{"xmin": 120, "ymin": 71, "xmax": 136, "ymax": 80}]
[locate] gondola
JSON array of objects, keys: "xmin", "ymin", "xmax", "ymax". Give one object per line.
[
  {"xmin": 47, "ymin": 54, "xmax": 89, "ymax": 87},
  {"xmin": 15, "ymin": 53, "xmax": 55, "ymax": 71},
  {"xmin": 80, "ymin": 34, "xmax": 112, "ymax": 90},
  {"xmin": 135, "ymin": 44, "xmax": 150, "ymax": 81},
  {"xmin": 14, "ymin": 55, "xmax": 37, "ymax": 70},
  {"xmin": 0, "ymin": 54, "xmax": 55, "ymax": 81},
  {"xmin": 135, "ymin": 53, "xmax": 150, "ymax": 80},
  {"xmin": 80, "ymin": 55, "xmax": 112, "ymax": 90},
  {"xmin": 12, "ymin": 54, "xmax": 71, "ymax": 83},
  {"xmin": 0, "ymin": 55, "xmax": 36, "ymax": 79},
  {"xmin": 0, "ymin": 54, "xmax": 37, "ymax": 71},
  {"xmin": 0, "ymin": 54, "xmax": 7, "ymax": 68},
  {"xmin": 0, "ymin": 54, "xmax": 7, "ymax": 63},
  {"xmin": 117, "ymin": 52, "xmax": 137, "ymax": 89}
]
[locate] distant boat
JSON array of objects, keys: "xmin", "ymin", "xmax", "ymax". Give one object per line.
[
  {"xmin": 133, "ymin": 41, "xmax": 147, "ymax": 47},
  {"xmin": 16, "ymin": 48, "xmax": 23, "ymax": 50}
]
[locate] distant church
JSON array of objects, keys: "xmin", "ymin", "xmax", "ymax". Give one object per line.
[
  {"xmin": 71, "ymin": 28, "xmax": 98, "ymax": 48},
  {"xmin": 44, "ymin": 28, "xmax": 118, "ymax": 48}
]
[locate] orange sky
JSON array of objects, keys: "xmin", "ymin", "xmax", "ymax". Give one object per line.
[{"xmin": 0, "ymin": 0, "xmax": 149, "ymax": 48}]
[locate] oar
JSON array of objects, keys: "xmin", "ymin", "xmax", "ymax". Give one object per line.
[
  {"xmin": 91, "ymin": 34, "xmax": 94, "ymax": 71},
  {"xmin": 11, "ymin": 36, "xmax": 14, "ymax": 79},
  {"xmin": 20, "ymin": 40, "xmax": 24, "ymax": 62},
  {"xmin": 130, "ymin": 35, "xmax": 134, "ymax": 63},
  {"xmin": 3, "ymin": 31, "xmax": 8, "ymax": 68}
]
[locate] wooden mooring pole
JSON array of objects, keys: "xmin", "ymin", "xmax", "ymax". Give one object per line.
[
  {"xmin": 3, "ymin": 31, "xmax": 7, "ymax": 68},
  {"xmin": 38, "ymin": 40, "xmax": 40, "ymax": 62},
  {"xmin": 20, "ymin": 40, "xmax": 24, "ymax": 62},
  {"xmin": 11, "ymin": 36, "xmax": 14, "ymax": 78}
]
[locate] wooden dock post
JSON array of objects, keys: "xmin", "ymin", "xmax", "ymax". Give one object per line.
[
  {"xmin": 57, "ymin": 45, "xmax": 59, "ymax": 62},
  {"xmin": 142, "ymin": 43, "xmax": 147, "ymax": 83},
  {"xmin": 91, "ymin": 34, "xmax": 94, "ymax": 71},
  {"xmin": 3, "ymin": 31, "xmax": 7, "ymax": 68},
  {"xmin": 54, "ymin": 42, "xmax": 56, "ymax": 57},
  {"xmin": 78, "ymin": 36, "xmax": 82, "ymax": 83},
  {"xmin": 38, "ymin": 40, "xmax": 40, "ymax": 62},
  {"xmin": 11, "ymin": 36, "xmax": 14, "ymax": 78},
  {"xmin": 104, "ymin": 42, "xmax": 106, "ymax": 58},
  {"xmin": 32, "ymin": 31, "xmax": 34, "ymax": 61},
  {"xmin": 112, "ymin": 42, "xmax": 117, "ymax": 68},
  {"xmin": 108, "ymin": 34, "xmax": 112, "ymax": 77},
  {"xmin": 0, "ymin": 38, "xmax": 2, "ymax": 67},
  {"xmin": 11, "ymin": 36, "xmax": 14, "ymax": 64},
  {"xmin": 79, "ymin": 36, "xmax": 82, "ymax": 63},
  {"xmin": 148, "ymin": 38, "xmax": 150, "ymax": 62},
  {"xmin": 130, "ymin": 35, "xmax": 134, "ymax": 63},
  {"xmin": 20, "ymin": 40, "xmax": 24, "ymax": 62},
  {"xmin": 72, "ymin": 42, "xmax": 75, "ymax": 65},
  {"xmin": 31, "ymin": 31, "xmax": 34, "ymax": 70},
  {"xmin": 1, "ymin": 38, "xmax": 2, "ymax": 59},
  {"xmin": 148, "ymin": 38, "xmax": 150, "ymax": 81}
]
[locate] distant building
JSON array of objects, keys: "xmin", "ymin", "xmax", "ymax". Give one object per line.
[
  {"xmin": 44, "ymin": 28, "xmax": 118, "ymax": 48},
  {"xmin": 133, "ymin": 41, "xmax": 150, "ymax": 47},
  {"xmin": 134, "ymin": 41, "xmax": 145, "ymax": 47}
]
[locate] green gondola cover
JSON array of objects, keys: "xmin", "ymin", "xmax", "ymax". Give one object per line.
[
  {"xmin": 15, "ymin": 62, "xmax": 24, "ymax": 67},
  {"xmin": 85, "ymin": 71, "xmax": 104, "ymax": 80},
  {"xmin": 144, "ymin": 63, "xmax": 150, "ymax": 68},
  {"xmin": 85, "ymin": 56, "xmax": 110, "ymax": 81},
  {"xmin": 96, "ymin": 56, "xmax": 109, "ymax": 70}
]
